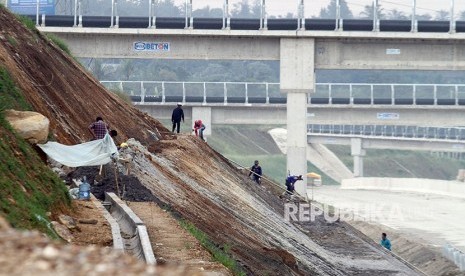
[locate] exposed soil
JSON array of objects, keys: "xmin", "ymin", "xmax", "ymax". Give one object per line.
[
  {"xmin": 0, "ymin": 6, "xmax": 422, "ymax": 276},
  {"xmin": 69, "ymin": 199, "xmax": 113, "ymax": 247},
  {"xmin": 68, "ymin": 166, "xmax": 158, "ymax": 202},
  {"xmin": 127, "ymin": 136, "xmax": 420, "ymax": 275},
  {"xmin": 128, "ymin": 201, "xmax": 231, "ymax": 275}
]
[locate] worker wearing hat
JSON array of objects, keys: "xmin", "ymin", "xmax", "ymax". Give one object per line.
[
  {"xmin": 248, "ymin": 160, "xmax": 262, "ymax": 184},
  {"xmin": 171, "ymin": 103, "xmax": 184, "ymax": 134}
]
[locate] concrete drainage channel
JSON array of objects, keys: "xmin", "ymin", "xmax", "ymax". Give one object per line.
[{"xmin": 96, "ymin": 192, "xmax": 156, "ymax": 265}]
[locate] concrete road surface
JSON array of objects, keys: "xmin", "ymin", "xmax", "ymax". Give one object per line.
[{"xmin": 310, "ymin": 185, "xmax": 465, "ymax": 251}]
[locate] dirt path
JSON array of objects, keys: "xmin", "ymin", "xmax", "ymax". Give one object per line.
[{"xmin": 127, "ymin": 201, "xmax": 231, "ymax": 275}]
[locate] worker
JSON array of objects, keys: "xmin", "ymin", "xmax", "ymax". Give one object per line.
[
  {"xmin": 193, "ymin": 119, "xmax": 206, "ymax": 141},
  {"xmin": 380, "ymin": 233, "xmax": 392, "ymax": 251},
  {"xmin": 171, "ymin": 103, "xmax": 184, "ymax": 134},
  {"xmin": 248, "ymin": 160, "xmax": 262, "ymax": 184},
  {"xmin": 285, "ymin": 175, "xmax": 303, "ymax": 195},
  {"xmin": 88, "ymin": 116, "xmax": 109, "ymax": 140}
]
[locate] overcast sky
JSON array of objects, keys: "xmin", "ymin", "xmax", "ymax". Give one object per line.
[{"xmin": 173, "ymin": 0, "xmax": 465, "ymax": 18}]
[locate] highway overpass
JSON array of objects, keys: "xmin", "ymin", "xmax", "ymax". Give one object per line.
[
  {"xmin": 31, "ymin": 12, "xmax": 465, "ymax": 198},
  {"xmin": 101, "ymin": 81, "xmax": 465, "ymax": 127}
]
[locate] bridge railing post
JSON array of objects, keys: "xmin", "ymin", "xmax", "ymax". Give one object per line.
[
  {"xmin": 223, "ymin": 0, "xmax": 230, "ymax": 30},
  {"xmin": 411, "ymin": 0, "xmax": 417, "ymax": 32},
  {"xmin": 245, "ymin": 83, "xmax": 248, "ymax": 104},
  {"xmin": 182, "ymin": 82, "xmax": 186, "ymax": 103},
  {"xmin": 224, "ymin": 82, "xmax": 227, "ymax": 105},
  {"xmin": 73, "ymin": 0, "xmax": 78, "ymax": 27},
  {"xmin": 140, "ymin": 81, "xmax": 145, "ymax": 103},
  {"xmin": 35, "ymin": 0, "xmax": 40, "ymax": 26},
  {"xmin": 391, "ymin": 85, "xmax": 395, "ymax": 105},
  {"xmin": 328, "ymin": 84, "xmax": 332, "ymax": 104},
  {"xmin": 455, "ymin": 85, "xmax": 459, "ymax": 106},
  {"xmin": 433, "ymin": 85, "xmax": 437, "ymax": 105},
  {"xmin": 265, "ymin": 83, "xmax": 269, "ymax": 104},
  {"xmin": 113, "ymin": 0, "xmax": 119, "ymax": 28},
  {"xmin": 148, "ymin": 0, "xmax": 154, "ymax": 28},
  {"xmin": 297, "ymin": 0, "xmax": 305, "ymax": 30},
  {"xmin": 372, "ymin": 0, "xmax": 379, "ymax": 32},
  {"xmin": 370, "ymin": 84, "xmax": 374, "ymax": 105},
  {"xmin": 162, "ymin": 82, "xmax": 166, "ymax": 103},
  {"xmin": 260, "ymin": 0, "xmax": 267, "ymax": 30},
  {"xmin": 203, "ymin": 82, "xmax": 207, "ymax": 104},
  {"xmin": 185, "ymin": 0, "xmax": 193, "ymax": 29},
  {"xmin": 78, "ymin": 0, "xmax": 82, "ymax": 27},
  {"xmin": 335, "ymin": 0, "xmax": 340, "ymax": 31},
  {"xmin": 349, "ymin": 84, "xmax": 353, "ymax": 104},
  {"xmin": 450, "ymin": 0, "xmax": 456, "ymax": 34}
]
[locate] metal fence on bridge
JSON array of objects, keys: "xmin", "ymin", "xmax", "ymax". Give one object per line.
[
  {"xmin": 101, "ymin": 81, "xmax": 465, "ymax": 106},
  {"xmin": 307, "ymin": 124, "xmax": 465, "ymax": 141}
]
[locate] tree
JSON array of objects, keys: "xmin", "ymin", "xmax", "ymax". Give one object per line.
[
  {"xmin": 387, "ymin": 9, "xmax": 408, "ymax": 20},
  {"xmin": 318, "ymin": 0, "xmax": 353, "ymax": 19},
  {"xmin": 359, "ymin": 4, "xmax": 385, "ymax": 20},
  {"xmin": 192, "ymin": 6, "xmax": 223, "ymax": 18},
  {"xmin": 120, "ymin": 60, "xmax": 135, "ymax": 81},
  {"xmin": 460, "ymin": 11, "xmax": 465, "ymax": 20},
  {"xmin": 154, "ymin": 0, "xmax": 182, "ymax": 17},
  {"xmin": 416, "ymin": 13, "xmax": 432, "ymax": 21},
  {"xmin": 89, "ymin": 59, "xmax": 105, "ymax": 80},
  {"xmin": 435, "ymin": 10, "xmax": 449, "ymax": 21},
  {"xmin": 231, "ymin": 0, "xmax": 260, "ymax": 18}
]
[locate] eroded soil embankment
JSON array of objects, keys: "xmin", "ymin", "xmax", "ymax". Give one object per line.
[
  {"xmin": 126, "ymin": 136, "xmax": 419, "ymax": 276},
  {"xmin": 0, "ymin": 8, "xmax": 168, "ymax": 146}
]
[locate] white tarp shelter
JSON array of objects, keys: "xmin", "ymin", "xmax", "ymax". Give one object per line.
[{"xmin": 38, "ymin": 134, "xmax": 118, "ymax": 167}]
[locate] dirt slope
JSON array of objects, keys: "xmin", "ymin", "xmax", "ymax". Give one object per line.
[
  {"xmin": 127, "ymin": 137, "xmax": 420, "ymax": 275},
  {"xmin": 0, "ymin": 8, "xmax": 167, "ymax": 145},
  {"xmin": 0, "ymin": 7, "xmax": 420, "ymax": 276}
]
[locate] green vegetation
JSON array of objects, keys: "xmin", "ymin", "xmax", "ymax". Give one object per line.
[
  {"xmin": 0, "ymin": 67, "xmax": 32, "ymax": 111},
  {"xmin": 0, "ymin": 67, "xmax": 70, "ymax": 235},
  {"xmin": 15, "ymin": 14, "xmax": 37, "ymax": 32},
  {"xmin": 7, "ymin": 36, "xmax": 17, "ymax": 46},
  {"xmin": 204, "ymin": 124, "xmax": 465, "ymax": 184},
  {"xmin": 110, "ymin": 89, "xmax": 133, "ymax": 105},
  {"xmin": 207, "ymin": 125, "xmax": 338, "ymax": 185},
  {"xmin": 179, "ymin": 219, "xmax": 246, "ymax": 276},
  {"xmin": 328, "ymin": 145, "xmax": 465, "ymax": 180},
  {"xmin": 46, "ymin": 33, "xmax": 71, "ymax": 55}
]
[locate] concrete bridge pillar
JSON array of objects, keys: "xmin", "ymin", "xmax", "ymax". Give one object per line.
[
  {"xmin": 192, "ymin": 106, "xmax": 212, "ymax": 136},
  {"xmin": 280, "ymin": 38, "xmax": 315, "ymax": 198},
  {"xmin": 351, "ymin": 138, "xmax": 366, "ymax": 177}
]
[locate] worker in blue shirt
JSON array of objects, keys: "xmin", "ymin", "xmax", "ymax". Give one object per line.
[
  {"xmin": 248, "ymin": 160, "xmax": 262, "ymax": 184},
  {"xmin": 285, "ymin": 175, "xmax": 303, "ymax": 195},
  {"xmin": 381, "ymin": 233, "xmax": 392, "ymax": 251}
]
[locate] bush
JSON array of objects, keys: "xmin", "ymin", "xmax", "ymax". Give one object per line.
[{"xmin": 46, "ymin": 33, "xmax": 71, "ymax": 56}]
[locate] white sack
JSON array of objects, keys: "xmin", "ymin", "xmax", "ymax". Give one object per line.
[{"xmin": 38, "ymin": 134, "xmax": 118, "ymax": 167}]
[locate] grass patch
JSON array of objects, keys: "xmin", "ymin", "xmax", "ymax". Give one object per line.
[
  {"xmin": 0, "ymin": 67, "xmax": 32, "ymax": 112},
  {"xmin": 0, "ymin": 67, "xmax": 70, "ymax": 235},
  {"xmin": 110, "ymin": 89, "xmax": 133, "ymax": 105},
  {"xmin": 179, "ymin": 219, "xmax": 246, "ymax": 276},
  {"xmin": 15, "ymin": 15, "xmax": 37, "ymax": 32},
  {"xmin": 7, "ymin": 36, "xmax": 17, "ymax": 46},
  {"xmin": 45, "ymin": 33, "xmax": 71, "ymax": 56},
  {"xmin": 0, "ymin": 114, "xmax": 71, "ymax": 235}
]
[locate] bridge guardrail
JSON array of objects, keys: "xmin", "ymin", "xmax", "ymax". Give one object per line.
[
  {"xmin": 101, "ymin": 81, "xmax": 465, "ymax": 107},
  {"xmin": 307, "ymin": 124, "xmax": 465, "ymax": 141}
]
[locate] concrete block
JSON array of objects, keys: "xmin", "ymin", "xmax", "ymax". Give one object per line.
[{"xmin": 91, "ymin": 194, "xmax": 124, "ymax": 251}]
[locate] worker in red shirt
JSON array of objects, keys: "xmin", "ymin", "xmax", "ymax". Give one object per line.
[{"xmin": 193, "ymin": 120, "xmax": 206, "ymax": 141}]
